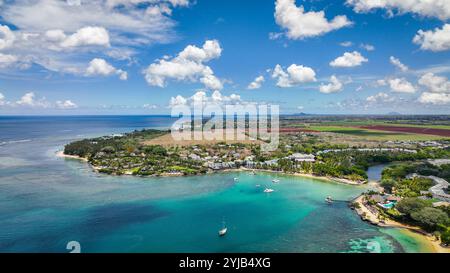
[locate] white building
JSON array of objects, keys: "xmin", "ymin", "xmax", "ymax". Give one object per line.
[{"xmin": 288, "ymin": 153, "xmax": 315, "ymax": 162}]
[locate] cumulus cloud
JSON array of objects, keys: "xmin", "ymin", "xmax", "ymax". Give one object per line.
[
  {"xmin": 388, "ymin": 78, "xmax": 416, "ymax": 93},
  {"xmin": 15, "ymin": 92, "xmax": 50, "ymax": 108},
  {"xmin": 346, "ymin": 0, "xmax": 450, "ymax": 21},
  {"xmin": 86, "ymin": 58, "xmax": 127, "ymax": 80},
  {"xmin": 247, "ymin": 76, "xmax": 265, "ymax": 90},
  {"xmin": 418, "ymin": 92, "xmax": 450, "ymax": 105},
  {"xmin": 45, "ymin": 26, "xmax": 110, "ymax": 49},
  {"xmin": 366, "ymin": 92, "xmax": 394, "ymax": 103},
  {"xmin": 144, "ymin": 40, "xmax": 223, "ymax": 90},
  {"xmin": 390, "ymin": 56, "xmax": 408, "ymax": 72},
  {"xmin": 330, "ymin": 51, "xmax": 368, "ymax": 67},
  {"xmin": 274, "ymin": 0, "xmax": 352, "ymax": 39},
  {"xmin": 0, "ymin": 92, "xmax": 79, "ymax": 109},
  {"xmin": 0, "ymin": 92, "xmax": 5, "ymax": 106},
  {"xmin": 56, "ymin": 100, "xmax": 78, "ymax": 109},
  {"xmin": 0, "ymin": 24, "xmax": 15, "ymax": 50},
  {"xmin": 413, "ymin": 24, "xmax": 450, "ymax": 52},
  {"xmin": 272, "ymin": 64, "xmax": 316, "ymax": 87},
  {"xmin": 319, "ymin": 75, "xmax": 344, "ymax": 93},
  {"xmin": 418, "ymin": 73, "xmax": 450, "ymax": 93},
  {"xmin": 169, "ymin": 90, "xmax": 245, "ymax": 108},
  {"xmin": 375, "ymin": 79, "xmax": 388, "ymax": 87}
]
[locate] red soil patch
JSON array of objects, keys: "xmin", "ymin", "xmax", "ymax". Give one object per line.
[
  {"xmin": 358, "ymin": 125, "xmax": 450, "ymax": 137},
  {"xmin": 277, "ymin": 128, "xmax": 319, "ymax": 133}
]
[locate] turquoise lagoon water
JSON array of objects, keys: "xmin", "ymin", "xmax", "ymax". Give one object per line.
[{"xmin": 0, "ymin": 116, "xmax": 426, "ymax": 252}]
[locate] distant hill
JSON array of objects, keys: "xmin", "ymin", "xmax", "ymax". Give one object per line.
[{"xmin": 387, "ymin": 112, "xmax": 402, "ymax": 116}]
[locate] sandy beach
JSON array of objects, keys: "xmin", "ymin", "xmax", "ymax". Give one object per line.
[
  {"xmin": 56, "ymin": 150, "xmax": 88, "ymax": 162},
  {"xmin": 353, "ymin": 195, "xmax": 450, "ymax": 253}
]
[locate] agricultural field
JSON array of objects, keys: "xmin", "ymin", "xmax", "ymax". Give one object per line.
[{"xmin": 280, "ymin": 116, "xmax": 450, "ymax": 142}]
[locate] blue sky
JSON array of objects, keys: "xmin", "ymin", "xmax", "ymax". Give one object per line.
[{"xmin": 0, "ymin": 0, "xmax": 449, "ymax": 115}]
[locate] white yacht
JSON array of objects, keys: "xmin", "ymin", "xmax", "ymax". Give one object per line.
[
  {"xmin": 218, "ymin": 220, "xmax": 227, "ymax": 237},
  {"xmin": 264, "ymin": 188, "xmax": 275, "ymax": 193}
]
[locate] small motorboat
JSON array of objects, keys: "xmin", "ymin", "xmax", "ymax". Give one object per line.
[
  {"xmin": 325, "ymin": 196, "xmax": 333, "ymax": 204},
  {"xmin": 264, "ymin": 188, "xmax": 275, "ymax": 193},
  {"xmin": 272, "ymin": 179, "xmax": 280, "ymax": 183},
  {"xmin": 255, "ymin": 184, "xmax": 261, "ymax": 187},
  {"xmin": 233, "ymin": 177, "xmax": 238, "ymax": 181}
]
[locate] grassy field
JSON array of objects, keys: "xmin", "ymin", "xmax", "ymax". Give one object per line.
[{"xmin": 308, "ymin": 125, "xmax": 449, "ymax": 141}]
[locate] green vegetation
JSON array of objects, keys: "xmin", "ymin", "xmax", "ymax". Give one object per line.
[
  {"xmin": 381, "ymin": 162, "xmax": 450, "ymax": 196},
  {"xmin": 64, "ymin": 129, "xmax": 209, "ymax": 176},
  {"xmin": 393, "ymin": 198, "xmax": 450, "ymax": 235}
]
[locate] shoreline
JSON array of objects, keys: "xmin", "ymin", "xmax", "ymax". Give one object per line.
[
  {"xmin": 55, "ymin": 150, "xmax": 364, "ymax": 185},
  {"xmin": 353, "ymin": 195, "xmax": 450, "ymax": 253},
  {"xmin": 56, "ymin": 150, "xmax": 88, "ymax": 162}
]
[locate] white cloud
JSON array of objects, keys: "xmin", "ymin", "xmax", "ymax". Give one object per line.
[
  {"xmin": 0, "ymin": 92, "xmax": 5, "ymax": 106},
  {"xmin": 376, "ymin": 79, "xmax": 387, "ymax": 86},
  {"xmin": 15, "ymin": 92, "xmax": 50, "ymax": 108},
  {"xmin": 86, "ymin": 58, "xmax": 127, "ymax": 80},
  {"xmin": 340, "ymin": 41, "xmax": 353, "ymax": 47},
  {"xmin": 390, "ymin": 56, "xmax": 408, "ymax": 72},
  {"xmin": 346, "ymin": 0, "xmax": 450, "ymax": 21},
  {"xmin": 388, "ymin": 78, "xmax": 416, "ymax": 93},
  {"xmin": 418, "ymin": 73, "xmax": 450, "ymax": 93},
  {"xmin": 272, "ymin": 64, "xmax": 316, "ymax": 87},
  {"xmin": 330, "ymin": 51, "xmax": 368, "ymax": 67},
  {"xmin": 46, "ymin": 26, "xmax": 110, "ymax": 48},
  {"xmin": 0, "ymin": 24, "xmax": 15, "ymax": 50},
  {"xmin": 200, "ymin": 73, "xmax": 223, "ymax": 90},
  {"xmin": 360, "ymin": 43, "xmax": 375, "ymax": 51},
  {"xmin": 274, "ymin": 0, "xmax": 352, "ymax": 39},
  {"xmin": 0, "ymin": 1, "xmax": 190, "ymax": 74},
  {"xmin": 418, "ymin": 92, "xmax": 450, "ymax": 105},
  {"xmin": 0, "ymin": 53, "xmax": 18, "ymax": 68},
  {"xmin": 413, "ymin": 24, "xmax": 450, "ymax": 52},
  {"xmin": 143, "ymin": 103, "xmax": 159, "ymax": 109},
  {"xmin": 178, "ymin": 40, "xmax": 222, "ymax": 63},
  {"xmin": 56, "ymin": 100, "xmax": 78, "ymax": 109},
  {"xmin": 169, "ymin": 90, "xmax": 245, "ymax": 108},
  {"xmin": 44, "ymin": 29, "xmax": 66, "ymax": 42},
  {"xmin": 366, "ymin": 92, "xmax": 394, "ymax": 103},
  {"xmin": 269, "ymin": 32, "xmax": 283, "ymax": 40},
  {"xmin": 1, "ymin": 1, "xmax": 185, "ymax": 43},
  {"xmin": 144, "ymin": 40, "xmax": 223, "ymax": 90},
  {"xmin": 319, "ymin": 75, "xmax": 344, "ymax": 93},
  {"xmin": 0, "ymin": 92, "xmax": 79, "ymax": 109},
  {"xmin": 247, "ymin": 76, "xmax": 265, "ymax": 90}
]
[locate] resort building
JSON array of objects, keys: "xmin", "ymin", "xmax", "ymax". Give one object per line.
[{"xmin": 287, "ymin": 153, "xmax": 315, "ymax": 162}]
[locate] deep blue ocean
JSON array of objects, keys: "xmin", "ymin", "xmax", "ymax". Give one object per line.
[{"xmin": 0, "ymin": 116, "xmax": 428, "ymax": 253}]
